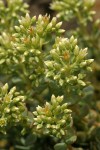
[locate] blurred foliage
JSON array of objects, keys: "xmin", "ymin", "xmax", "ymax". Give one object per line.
[{"xmin": 0, "ymin": 0, "xmax": 100, "ymax": 150}]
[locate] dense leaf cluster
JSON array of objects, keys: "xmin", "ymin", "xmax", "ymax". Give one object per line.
[{"xmin": 0, "ymin": 0, "xmax": 99, "ymax": 150}]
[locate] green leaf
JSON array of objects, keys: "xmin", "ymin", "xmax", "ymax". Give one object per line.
[
  {"xmin": 54, "ymin": 143, "xmax": 67, "ymax": 150},
  {"xmin": 66, "ymin": 135, "xmax": 77, "ymax": 144}
]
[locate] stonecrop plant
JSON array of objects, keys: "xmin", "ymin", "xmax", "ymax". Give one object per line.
[
  {"xmin": 51, "ymin": 0, "xmax": 100, "ymax": 95},
  {"xmin": 0, "ymin": 0, "xmax": 99, "ymax": 150}
]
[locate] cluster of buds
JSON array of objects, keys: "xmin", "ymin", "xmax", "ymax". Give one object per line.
[
  {"xmin": 33, "ymin": 95, "xmax": 73, "ymax": 139},
  {"xmin": 0, "ymin": 13, "xmax": 64, "ymax": 87},
  {"xmin": 0, "ymin": 83, "xmax": 27, "ymax": 133},
  {"xmin": 0, "ymin": 0, "xmax": 28, "ymax": 32},
  {"xmin": 45, "ymin": 36, "xmax": 93, "ymax": 96},
  {"xmin": 0, "ymin": 0, "xmax": 29, "ymax": 80},
  {"xmin": 51, "ymin": 0, "xmax": 95, "ymax": 25}
]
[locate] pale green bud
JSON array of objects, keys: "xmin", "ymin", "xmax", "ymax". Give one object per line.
[
  {"xmin": 4, "ymin": 108, "xmax": 10, "ymax": 113},
  {"xmin": 47, "ymin": 124, "xmax": 51, "ymax": 128},
  {"xmin": 51, "ymin": 125, "xmax": 57, "ymax": 129},
  {"xmin": 51, "ymin": 17, "xmax": 57, "ymax": 26},
  {"xmin": 87, "ymin": 67, "xmax": 92, "ymax": 71},
  {"xmin": 9, "ymin": 87, "xmax": 16, "ymax": 95},
  {"xmin": 15, "ymin": 26, "xmax": 20, "ymax": 32},
  {"xmin": 59, "ymin": 119, "xmax": 66, "ymax": 125},
  {"xmin": 37, "ymin": 124, "xmax": 43, "ymax": 129},
  {"xmin": 56, "ymin": 105, "xmax": 61, "ymax": 112},
  {"xmin": 74, "ymin": 45, "xmax": 79, "ymax": 55},
  {"xmin": 86, "ymin": 59, "xmax": 94, "ymax": 64},
  {"xmin": 70, "ymin": 36, "xmax": 74, "ymax": 43},
  {"xmin": 51, "ymin": 95, "xmax": 56, "ymax": 104},
  {"xmin": 46, "ymin": 23, "xmax": 52, "ymax": 30},
  {"xmin": 36, "ymin": 106, "xmax": 43, "ymax": 113},
  {"xmin": 77, "ymin": 80, "xmax": 86, "ymax": 86},
  {"xmin": 11, "ymin": 106, "xmax": 19, "ymax": 112},
  {"xmin": 0, "ymin": 118, "xmax": 7, "ymax": 127},
  {"xmin": 2, "ymin": 83, "xmax": 8, "ymax": 94},
  {"xmin": 80, "ymin": 62, "xmax": 87, "ymax": 67},
  {"xmin": 60, "ymin": 129, "xmax": 65, "ymax": 135},
  {"xmin": 33, "ymin": 111, "xmax": 38, "ymax": 116},
  {"xmin": 64, "ymin": 109, "xmax": 72, "ymax": 113},
  {"xmin": 57, "ymin": 96, "xmax": 63, "ymax": 103},
  {"xmin": 20, "ymin": 25, "xmax": 24, "ymax": 31},
  {"xmin": 31, "ymin": 16, "xmax": 36, "ymax": 23},
  {"xmin": 26, "ymin": 13, "xmax": 31, "ymax": 22},
  {"xmin": 56, "ymin": 22, "xmax": 62, "ymax": 28},
  {"xmin": 80, "ymin": 48, "xmax": 88, "ymax": 58},
  {"xmin": 54, "ymin": 75, "xmax": 60, "ymax": 80},
  {"xmin": 56, "ymin": 124, "xmax": 60, "ymax": 129},
  {"xmin": 58, "ymin": 29, "xmax": 65, "ymax": 33},
  {"xmin": 61, "ymin": 103, "xmax": 68, "ymax": 109},
  {"xmin": 73, "ymin": 39, "xmax": 77, "ymax": 45},
  {"xmin": 45, "ymin": 61, "xmax": 53, "ymax": 68}
]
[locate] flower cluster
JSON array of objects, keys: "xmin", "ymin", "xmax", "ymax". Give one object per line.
[
  {"xmin": 0, "ymin": 0, "xmax": 28, "ymax": 33},
  {"xmin": 33, "ymin": 95, "xmax": 73, "ymax": 140},
  {"xmin": 0, "ymin": 0, "xmax": 95, "ymax": 148},
  {"xmin": 51, "ymin": 0, "xmax": 95, "ymax": 25},
  {"xmin": 45, "ymin": 36, "xmax": 93, "ymax": 96},
  {"xmin": 0, "ymin": 83, "xmax": 27, "ymax": 133},
  {"xmin": 50, "ymin": 0, "xmax": 100, "ymax": 149},
  {"xmin": 0, "ymin": 14, "xmax": 64, "ymax": 87}
]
